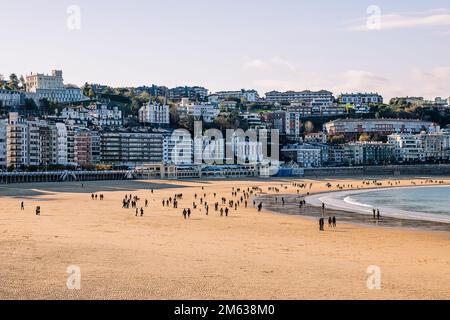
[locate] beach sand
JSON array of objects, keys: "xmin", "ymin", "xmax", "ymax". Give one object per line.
[{"xmin": 0, "ymin": 177, "xmax": 449, "ymax": 300}]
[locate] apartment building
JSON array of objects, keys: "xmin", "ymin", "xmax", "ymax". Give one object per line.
[
  {"xmin": 324, "ymin": 119, "xmax": 435, "ymax": 138},
  {"xmin": 265, "ymin": 90, "xmax": 334, "ymax": 104},
  {"xmin": 138, "ymin": 103, "xmax": 170, "ymax": 125},
  {"xmin": 339, "ymin": 93, "xmax": 383, "ymax": 105},
  {"xmin": 169, "ymin": 86, "xmax": 208, "ymax": 101},
  {"xmin": 100, "ymin": 131, "xmax": 164, "ymax": 167},
  {"xmin": 0, "ymin": 119, "xmax": 7, "ymax": 167},
  {"xmin": 0, "ymin": 89, "xmax": 21, "ymax": 107},
  {"xmin": 343, "ymin": 142, "xmax": 394, "ymax": 165},
  {"xmin": 281, "ymin": 144, "xmax": 326, "ymax": 168},
  {"xmin": 163, "ymin": 130, "xmax": 193, "ymax": 165},
  {"xmin": 388, "ymin": 134, "xmax": 426, "ymax": 162},
  {"xmin": 187, "ymin": 103, "xmax": 220, "ymax": 123},
  {"xmin": 214, "ymin": 89, "xmax": 259, "ymax": 102},
  {"xmin": 6, "ymin": 113, "xmax": 29, "ymax": 168},
  {"xmin": 388, "ymin": 132, "xmax": 450, "ymax": 163}
]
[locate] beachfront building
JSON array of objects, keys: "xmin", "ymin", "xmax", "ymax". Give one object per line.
[
  {"xmin": 324, "ymin": 118, "xmax": 435, "ymax": 139},
  {"xmin": 55, "ymin": 123, "xmax": 68, "ymax": 165},
  {"xmin": 138, "ymin": 103, "xmax": 170, "ymax": 126},
  {"xmin": 388, "ymin": 132, "xmax": 450, "ymax": 163},
  {"xmin": 281, "ymin": 144, "xmax": 327, "ymax": 168},
  {"xmin": 265, "ymin": 90, "xmax": 334, "ymax": 104},
  {"xmin": 343, "ymin": 142, "xmax": 395, "ymax": 165},
  {"xmin": 6, "ymin": 113, "xmax": 30, "ymax": 168},
  {"xmin": 338, "ymin": 93, "xmax": 383, "ymax": 105},
  {"xmin": 163, "ymin": 131, "xmax": 193, "ymax": 165},
  {"xmin": 100, "ymin": 130, "xmax": 165, "ymax": 167},
  {"xmin": 388, "ymin": 134, "xmax": 426, "ymax": 163},
  {"xmin": 25, "ymin": 70, "xmax": 88, "ymax": 103},
  {"xmin": 0, "ymin": 119, "xmax": 7, "ymax": 167}
]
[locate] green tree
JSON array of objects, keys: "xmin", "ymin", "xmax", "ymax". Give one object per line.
[
  {"xmin": 8, "ymin": 73, "xmax": 20, "ymax": 90},
  {"xmin": 19, "ymin": 75, "xmax": 26, "ymax": 91}
]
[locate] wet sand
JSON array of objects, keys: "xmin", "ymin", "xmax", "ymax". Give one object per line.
[{"xmin": 0, "ymin": 177, "xmax": 449, "ymax": 299}]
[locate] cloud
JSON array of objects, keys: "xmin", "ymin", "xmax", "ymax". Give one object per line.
[
  {"xmin": 410, "ymin": 66, "xmax": 450, "ymax": 98},
  {"xmin": 243, "ymin": 56, "xmax": 297, "ymax": 71},
  {"xmin": 348, "ymin": 8, "xmax": 450, "ymax": 32}
]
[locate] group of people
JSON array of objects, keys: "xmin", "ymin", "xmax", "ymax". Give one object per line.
[
  {"xmin": 20, "ymin": 201, "xmax": 41, "ymax": 216},
  {"xmin": 121, "ymin": 194, "xmax": 146, "ymax": 217},
  {"xmin": 319, "ymin": 216, "xmax": 336, "ymax": 231},
  {"xmin": 91, "ymin": 194, "xmax": 105, "ymax": 201}
]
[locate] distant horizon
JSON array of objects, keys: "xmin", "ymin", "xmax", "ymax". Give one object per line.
[{"xmin": 1, "ymin": 0, "xmax": 449, "ymax": 101}]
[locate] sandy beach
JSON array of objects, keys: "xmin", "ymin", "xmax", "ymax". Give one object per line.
[{"xmin": 0, "ymin": 177, "xmax": 449, "ymax": 300}]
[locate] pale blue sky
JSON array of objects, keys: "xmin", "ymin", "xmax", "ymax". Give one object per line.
[{"xmin": 1, "ymin": 0, "xmax": 449, "ymax": 100}]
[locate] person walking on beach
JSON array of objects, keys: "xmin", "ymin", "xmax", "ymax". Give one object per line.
[
  {"xmin": 140, "ymin": 208, "xmax": 144, "ymax": 217},
  {"xmin": 319, "ymin": 218, "xmax": 324, "ymax": 231},
  {"xmin": 21, "ymin": 201, "xmax": 24, "ymax": 211},
  {"xmin": 35, "ymin": 206, "xmax": 40, "ymax": 216},
  {"xmin": 135, "ymin": 208, "xmax": 138, "ymax": 217},
  {"xmin": 332, "ymin": 216, "xmax": 336, "ymax": 228},
  {"xmin": 328, "ymin": 217, "xmax": 332, "ymax": 228},
  {"xmin": 377, "ymin": 209, "xmax": 381, "ymax": 221},
  {"xmin": 187, "ymin": 209, "xmax": 191, "ymax": 219},
  {"xmin": 183, "ymin": 209, "xmax": 187, "ymax": 219}
]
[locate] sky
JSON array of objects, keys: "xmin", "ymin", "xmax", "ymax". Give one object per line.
[{"xmin": 1, "ymin": 0, "xmax": 449, "ymax": 100}]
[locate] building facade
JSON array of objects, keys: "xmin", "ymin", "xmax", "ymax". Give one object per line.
[{"xmin": 138, "ymin": 103, "xmax": 170, "ymax": 125}]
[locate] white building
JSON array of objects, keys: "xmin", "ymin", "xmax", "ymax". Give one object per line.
[
  {"xmin": 281, "ymin": 144, "xmax": 324, "ymax": 168},
  {"xmin": 6, "ymin": 112, "xmax": 29, "ymax": 168},
  {"xmin": 240, "ymin": 113, "xmax": 262, "ymax": 128},
  {"xmin": 0, "ymin": 89, "xmax": 21, "ymax": 107},
  {"xmin": 61, "ymin": 106, "xmax": 91, "ymax": 122},
  {"xmin": 265, "ymin": 90, "xmax": 334, "ymax": 104},
  {"xmin": 138, "ymin": 103, "xmax": 170, "ymax": 125},
  {"xmin": 163, "ymin": 130, "xmax": 193, "ymax": 165},
  {"xmin": 214, "ymin": 89, "xmax": 259, "ymax": 102},
  {"xmin": 25, "ymin": 70, "xmax": 88, "ymax": 103},
  {"xmin": 387, "ymin": 132, "xmax": 450, "ymax": 162},
  {"xmin": 55, "ymin": 123, "xmax": 68, "ymax": 165},
  {"xmin": 339, "ymin": 93, "xmax": 383, "ymax": 105},
  {"xmin": 325, "ymin": 118, "xmax": 436, "ymax": 137},
  {"xmin": 388, "ymin": 134, "xmax": 426, "ymax": 162},
  {"xmin": 88, "ymin": 104, "xmax": 122, "ymax": 126},
  {"xmin": 0, "ymin": 119, "xmax": 7, "ymax": 167},
  {"xmin": 188, "ymin": 103, "xmax": 220, "ymax": 123}
]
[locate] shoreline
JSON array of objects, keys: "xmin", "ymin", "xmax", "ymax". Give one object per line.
[{"xmin": 306, "ymin": 185, "xmax": 450, "ymax": 224}]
